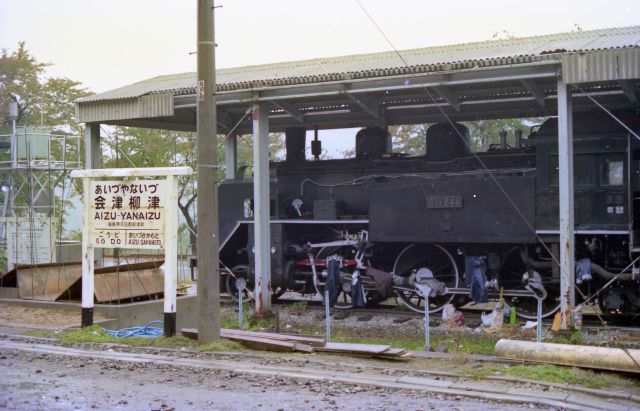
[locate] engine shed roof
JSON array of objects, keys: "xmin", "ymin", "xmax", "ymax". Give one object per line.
[{"xmin": 76, "ymin": 25, "xmax": 640, "ymax": 132}]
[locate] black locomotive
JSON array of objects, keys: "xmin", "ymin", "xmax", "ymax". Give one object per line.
[{"xmin": 217, "ymin": 112, "xmax": 640, "ymax": 319}]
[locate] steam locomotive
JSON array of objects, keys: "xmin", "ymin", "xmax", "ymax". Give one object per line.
[{"xmin": 217, "ymin": 111, "xmax": 640, "ymax": 319}]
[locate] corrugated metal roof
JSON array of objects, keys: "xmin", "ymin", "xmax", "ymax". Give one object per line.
[{"xmin": 78, "ymin": 25, "xmax": 640, "ymax": 104}]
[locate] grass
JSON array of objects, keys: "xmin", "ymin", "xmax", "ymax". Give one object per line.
[
  {"xmin": 461, "ymin": 362, "xmax": 638, "ymax": 389},
  {"xmin": 550, "ymin": 331, "xmax": 584, "ymax": 345},
  {"xmin": 25, "ymin": 325, "xmax": 243, "ymax": 352},
  {"xmin": 298, "ymin": 326, "xmax": 497, "ymax": 355},
  {"xmin": 53, "ymin": 326, "xmax": 193, "ymax": 348},
  {"xmin": 196, "ymin": 339, "xmax": 244, "ymax": 352},
  {"xmin": 221, "ymin": 308, "xmax": 276, "ymax": 331},
  {"xmin": 288, "ymin": 301, "xmax": 309, "ymax": 313}
]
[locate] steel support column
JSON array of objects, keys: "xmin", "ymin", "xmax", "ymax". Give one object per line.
[
  {"xmin": 224, "ymin": 134, "xmax": 237, "ymax": 179},
  {"xmin": 252, "ymin": 103, "xmax": 271, "ymax": 315},
  {"xmin": 84, "ymin": 123, "xmax": 101, "ymax": 169},
  {"xmin": 557, "ymin": 78, "xmax": 575, "ymax": 330}
]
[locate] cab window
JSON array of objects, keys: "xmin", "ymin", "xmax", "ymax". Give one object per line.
[{"xmin": 600, "ymin": 155, "xmax": 624, "ymax": 186}]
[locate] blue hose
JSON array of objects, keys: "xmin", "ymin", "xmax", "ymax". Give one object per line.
[{"xmin": 102, "ymin": 320, "xmax": 164, "ymax": 338}]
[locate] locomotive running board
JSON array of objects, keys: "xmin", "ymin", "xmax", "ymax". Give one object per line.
[
  {"xmin": 536, "ymin": 229, "xmax": 628, "ymax": 235},
  {"xmin": 219, "ymin": 219, "xmax": 369, "ymax": 251}
]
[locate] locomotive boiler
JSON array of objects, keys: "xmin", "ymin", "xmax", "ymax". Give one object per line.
[{"xmin": 217, "ymin": 111, "xmax": 640, "ymax": 320}]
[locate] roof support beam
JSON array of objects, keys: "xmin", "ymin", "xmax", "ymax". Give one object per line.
[
  {"xmin": 520, "ymin": 79, "xmax": 547, "ymax": 107},
  {"xmin": 432, "ymin": 86, "xmax": 461, "ymax": 112},
  {"xmin": 620, "ymin": 80, "xmax": 638, "ymax": 103},
  {"xmin": 272, "ymin": 101, "xmax": 304, "ymax": 123},
  {"xmin": 346, "ymin": 93, "xmax": 382, "ymax": 120}
]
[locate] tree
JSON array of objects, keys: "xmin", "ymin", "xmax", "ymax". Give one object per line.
[
  {"xmin": 390, "ymin": 124, "xmax": 428, "ymax": 155},
  {"xmin": 0, "ymin": 42, "xmax": 90, "ymax": 133},
  {"xmin": 0, "ymin": 43, "xmax": 90, "ymax": 239},
  {"xmin": 385, "ymin": 118, "xmax": 547, "ymax": 155},
  {"xmin": 465, "ymin": 118, "xmax": 545, "ymax": 151}
]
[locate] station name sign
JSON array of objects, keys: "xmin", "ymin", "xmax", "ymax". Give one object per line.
[{"xmin": 89, "ymin": 180, "xmax": 167, "ymax": 249}]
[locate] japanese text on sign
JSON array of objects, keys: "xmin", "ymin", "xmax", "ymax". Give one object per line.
[{"xmin": 89, "ymin": 180, "xmax": 166, "ymax": 249}]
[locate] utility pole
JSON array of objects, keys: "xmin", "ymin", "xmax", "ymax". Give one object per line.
[{"xmin": 196, "ymin": 0, "xmax": 220, "ymax": 342}]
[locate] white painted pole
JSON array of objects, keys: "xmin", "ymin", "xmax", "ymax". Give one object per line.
[
  {"xmin": 537, "ymin": 297, "xmax": 543, "ymax": 343},
  {"xmin": 557, "ymin": 78, "xmax": 575, "ymax": 330},
  {"xmin": 238, "ymin": 289, "xmax": 243, "ymax": 329},
  {"xmin": 424, "ymin": 295, "xmax": 430, "ymax": 350},
  {"xmin": 163, "ymin": 175, "xmax": 179, "ymax": 337},
  {"xmin": 252, "ymin": 103, "xmax": 271, "ymax": 315},
  {"xmin": 81, "ymin": 177, "xmax": 95, "ymax": 327},
  {"xmin": 324, "ymin": 287, "xmax": 331, "ymax": 341}
]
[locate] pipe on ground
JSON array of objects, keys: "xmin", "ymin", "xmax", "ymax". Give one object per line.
[{"xmin": 495, "ymin": 339, "xmax": 640, "ymax": 374}]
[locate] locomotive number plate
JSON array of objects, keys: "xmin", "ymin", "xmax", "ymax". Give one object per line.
[{"xmin": 426, "ymin": 195, "xmax": 463, "ymax": 209}]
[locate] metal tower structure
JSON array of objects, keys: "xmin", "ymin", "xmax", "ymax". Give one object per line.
[{"xmin": 0, "ymin": 102, "xmax": 82, "ymax": 269}]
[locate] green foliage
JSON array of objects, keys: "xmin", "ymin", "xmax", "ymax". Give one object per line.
[
  {"xmin": 464, "ymin": 118, "xmax": 545, "ymax": 151},
  {"xmin": 0, "ymin": 248, "xmax": 7, "ymax": 272},
  {"xmin": 390, "ymin": 124, "xmax": 428, "ymax": 155},
  {"xmin": 294, "ymin": 324, "xmax": 496, "ymax": 355},
  {"xmin": 289, "ymin": 300, "xmax": 309, "ymax": 313},
  {"xmin": 196, "ymin": 339, "xmax": 244, "ymax": 352},
  {"xmin": 463, "ymin": 363, "xmax": 631, "ymax": 389},
  {"xmin": 0, "ymin": 42, "xmax": 91, "ymax": 133},
  {"xmin": 551, "ymin": 330, "xmax": 584, "ymax": 345},
  {"xmin": 388, "ymin": 118, "xmax": 547, "ymax": 155}
]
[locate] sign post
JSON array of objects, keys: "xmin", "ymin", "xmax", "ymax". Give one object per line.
[{"xmin": 70, "ymin": 167, "xmax": 191, "ymax": 336}]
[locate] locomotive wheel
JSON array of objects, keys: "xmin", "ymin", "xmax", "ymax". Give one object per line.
[
  {"xmin": 392, "ymin": 244, "xmax": 459, "ymax": 314},
  {"xmin": 499, "ymin": 246, "xmax": 560, "ymax": 320},
  {"xmin": 312, "ymin": 245, "xmax": 359, "ymax": 309},
  {"xmin": 225, "ymin": 264, "xmax": 255, "ymax": 301}
]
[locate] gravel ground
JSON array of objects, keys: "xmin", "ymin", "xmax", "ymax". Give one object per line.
[{"xmin": 0, "ymin": 348, "xmax": 544, "ymax": 411}]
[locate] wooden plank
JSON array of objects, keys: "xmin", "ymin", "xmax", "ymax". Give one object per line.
[
  {"xmin": 317, "ymin": 342, "xmax": 391, "ymax": 354},
  {"xmin": 181, "ymin": 328, "xmax": 198, "ymax": 340},
  {"xmin": 376, "ymin": 352, "xmax": 412, "ymax": 361},
  {"xmin": 182, "ymin": 328, "xmax": 316, "ymax": 353},
  {"xmin": 93, "ymin": 267, "xmax": 164, "ymax": 302},
  {"xmin": 94, "ymin": 260, "xmax": 164, "ymax": 274},
  {"xmin": 17, "ymin": 263, "xmax": 82, "ymax": 301},
  {"xmin": 380, "ymin": 348, "xmax": 407, "ymax": 356},
  {"xmin": 220, "ymin": 332, "xmax": 297, "ymax": 352},
  {"xmin": 221, "ymin": 328, "xmax": 325, "ymax": 346},
  {"xmin": 293, "ymin": 343, "xmax": 315, "ymax": 353}
]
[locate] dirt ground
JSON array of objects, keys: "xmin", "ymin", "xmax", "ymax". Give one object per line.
[
  {"xmin": 0, "ymin": 347, "xmax": 535, "ymax": 411},
  {"xmin": 0, "ymin": 303, "xmax": 108, "ymax": 329}
]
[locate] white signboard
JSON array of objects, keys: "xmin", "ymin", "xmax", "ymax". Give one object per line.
[
  {"xmin": 5, "ymin": 217, "xmax": 56, "ymax": 268},
  {"xmin": 89, "ymin": 180, "xmax": 166, "ymax": 249}
]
